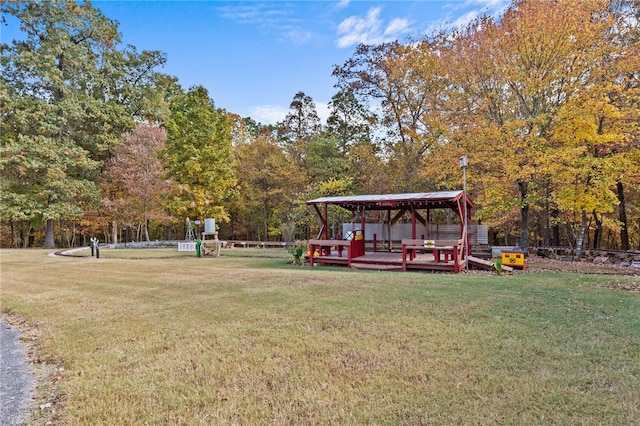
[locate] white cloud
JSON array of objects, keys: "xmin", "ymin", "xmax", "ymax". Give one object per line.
[
  {"xmin": 384, "ymin": 18, "xmax": 410, "ymax": 36},
  {"xmin": 283, "ymin": 27, "xmax": 313, "ymax": 47},
  {"xmin": 249, "ymin": 105, "xmax": 291, "ymax": 125},
  {"xmin": 336, "ymin": 7, "xmax": 411, "ymax": 48},
  {"xmin": 218, "ymin": 3, "xmax": 313, "ymax": 46},
  {"xmin": 467, "ymin": 0, "xmax": 508, "ymax": 9},
  {"xmin": 432, "ymin": 0, "xmax": 510, "ymax": 32},
  {"xmin": 218, "ymin": 4, "xmax": 289, "ymax": 25},
  {"xmin": 335, "ymin": 0, "xmax": 351, "ymax": 10},
  {"xmin": 249, "ymin": 102, "xmax": 331, "ymax": 126},
  {"xmin": 315, "ymin": 102, "xmax": 331, "ymax": 124},
  {"xmin": 336, "ymin": 7, "xmax": 382, "ymax": 48},
  {"xmin": 449, "ymin": 10, "xmax": 482, "ymax": 30}
]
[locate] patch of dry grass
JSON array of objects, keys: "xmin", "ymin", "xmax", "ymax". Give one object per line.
[{"xmin": 1, "ymin": 249, "xmax": 639, "ymax": 425}]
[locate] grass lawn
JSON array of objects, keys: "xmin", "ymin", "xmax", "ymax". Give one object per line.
[{"xmin": 1, "ymin": 248, "xmax": 639, "ymax": 425}]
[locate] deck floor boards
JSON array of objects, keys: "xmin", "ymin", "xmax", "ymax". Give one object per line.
[{"xmin": 309, "ymin": 250, "xmax": 464, "ymax": 272}]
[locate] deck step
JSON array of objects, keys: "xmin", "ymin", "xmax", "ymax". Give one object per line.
[{"xmin": 350, "ymin": 262, "xmax": 404, "ymax": 271}]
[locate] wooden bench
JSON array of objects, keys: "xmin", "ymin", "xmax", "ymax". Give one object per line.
[
  {"xmin": 401, "ymin": 238, "xmax": 465, "ymax": 272},
  {"xmin": 432, "ymin": 239, "xmax": 464, "ymax": 263},
  {"xmin": 308, "ymin": 239, "xmax": 354, "ymax": 266}
]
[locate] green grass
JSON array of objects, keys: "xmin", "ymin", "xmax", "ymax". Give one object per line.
[{"xmin": 1, "ymin": 249, "xmax": 639, "ymax": 425}]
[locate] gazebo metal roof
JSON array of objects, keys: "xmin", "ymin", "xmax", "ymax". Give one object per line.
[{"xmin": 306, "ymin": 191, "xmax": 473, "ymax": 211}]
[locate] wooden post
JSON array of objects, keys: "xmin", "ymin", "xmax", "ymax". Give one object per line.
[
  {"xmin": 453, "ymin": 245, "xmax": 460, "ymax": 273},
  {"xmin": 401, "ymin": 243, "xmax": 407, "ymax": 271},
  {"xmin": 323, "ymin": 204, "xmax": 329, "ymax": 240},
  {"xmin": 411, "ymin": 205, "xmax": 417, "ymax": 239},
  {"xmin": 360, "ymin": 206, "xmax": 366, "ymax": 241},
  {"xmin": 387, "ymin": 208, "xmax": 392, "ymax": 252},
  {"xmin": 309, "ymin": 242, "xmax": 315, "ymax": 267}
]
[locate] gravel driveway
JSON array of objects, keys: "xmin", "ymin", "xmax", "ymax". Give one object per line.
[{"xmin": 1, "ymin": 319, "xmax": 33, "ymax": 425}]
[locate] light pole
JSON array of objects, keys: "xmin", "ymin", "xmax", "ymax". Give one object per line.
[{"xmin": 460, "ymin": 155, "xmax": 469, "ymax": 270}]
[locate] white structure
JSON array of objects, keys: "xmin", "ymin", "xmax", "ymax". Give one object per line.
[
  {"xmin": 178, "ymin": 242, "xmax": 196, "ymax": 252},
  {"xmin": 204, "ymin": 218, "xmax": 216, "ymax": 233},
  {"xmin": 342, "ymin": 223, "xmax": 488, "ymax": 245}
]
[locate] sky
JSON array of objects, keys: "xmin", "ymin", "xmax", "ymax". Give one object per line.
[{"xmin": 2, "ymin": 0, "xmax": 510, "ymax": 124}]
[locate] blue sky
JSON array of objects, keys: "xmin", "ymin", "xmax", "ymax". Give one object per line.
[{"xmin": 2, "ymin": 0, "xmax": 510, "ymax": 124}]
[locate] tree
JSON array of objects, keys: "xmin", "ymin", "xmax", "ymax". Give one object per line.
[
  {"xmin": 163, "ymin": 85, "xmax": 236, "ymax": 222},
  {"xmin": 440, "ymin": 0, "xmax": 615, "ymax": 250},
  {"xmin": 0, "ymin": 0, "xmax": 167, "ymax": 247},
  {"xmin": 0, "ymin": 132, "xmax": 100, "ymax": 243},
  {"xmin": 326, "ymin": 88, "xmax": 375, "ymax": 152},
  {"xmin": 333, "ymin": 39, "xmax": 448, "ymax": 192},
  {"xmin": 306, "ymin": 134, "xmax": 349, "ymax": 184},
  {"xmin": 345, "ymin": 140, "xmax": 389, "ymax": 194},
  {"xmin": 232, "ymin": 127, "xmax": 302, "ymax": 240},
  {"xmin": 324, "ymin": 90, "xmax": 387, "ymax": 193},
  {"xmin": 101, "ymin": 123, "xmax": 170, "ymax": 241},
  {"xmin": 606, "ymin": 0, "xmax": 640, "ymax": 250},
  {"xmin": 277, "ymin": 91, "xmax": 321, "ymax": 169},
  {"xmin": 546, "ymin": 0, "xmax": 639, "ymax": 254}
]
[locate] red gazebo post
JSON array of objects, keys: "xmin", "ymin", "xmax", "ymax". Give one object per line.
[
  {"xmin": 323, "ymin": 203, "xmax": 329, "ymax": 240},
  {"xmin": 411, "ymin": 205, "xmax": 417, "ymax": 239}
]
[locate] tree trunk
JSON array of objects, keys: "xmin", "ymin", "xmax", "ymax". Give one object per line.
[
  {"xmin": 44, "ymin": 218, "xmax": 56, "ymax": 248},
  {"xmin": 112, "ymin": 220, "xmax": 118, "ymax": 245},
  {"xmin": 617, "ymin": 181, "xmax": 629, "ymax": 250},
  {"xmin": 10, "ymin": 221, "xmax": 16, "ymax": 248},
  {"xmin": 263, "ymin": 199, "xmax": 269, "ymax": 241},
  {"xmin": 592, "ymin": 210, "xmax": 602, "ymax": 249},
  {"xmin": 28, "ymin": 228, "xmax": 35, "ymax": 247},
  {"xmin": 574, "ymin": 210, "xmax": 588, "ymax": 260},
  {"xmin": 518, "ymin": 181, "xmax": 529, "ymax": 251},
  {"xmin": 551, "ymin": 208, "xmax": 560, "ymax": 246},
  {"xmin": 543, "ymin": 182, "xmax": 551, "ymax": 246}
]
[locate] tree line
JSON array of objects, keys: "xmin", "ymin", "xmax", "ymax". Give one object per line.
[{"xmin": 1, "ymin": 0, "xmax": 639, "ymax": 253}]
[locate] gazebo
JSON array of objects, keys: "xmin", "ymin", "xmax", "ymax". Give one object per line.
[{"xmin": 306, "ymin": 191, "xmax": 473, "ymax": 273}]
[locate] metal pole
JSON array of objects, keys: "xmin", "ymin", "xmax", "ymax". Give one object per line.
[{"xmin": 460, "ymin": 155, "xmax": 469, "ymax": 270}]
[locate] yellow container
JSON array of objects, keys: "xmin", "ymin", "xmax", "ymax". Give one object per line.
[{"xmin": 501, "ymin": 249, "xmax": 526, "ymax": 269}]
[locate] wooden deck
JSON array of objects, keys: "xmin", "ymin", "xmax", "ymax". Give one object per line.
[{"xmin": 309, "ymin": 250, "xmax": 466, "ymax": 273}]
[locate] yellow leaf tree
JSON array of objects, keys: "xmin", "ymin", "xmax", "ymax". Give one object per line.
[
  {"xmin": 439, "ymin": 0, "xmax": 616, "ymax": 250},
  {"xmin": 163, "ymin": 86, "xmax": 236, "ymax": 224},
  {"xmin": 548, "ymin": 1, "xmax": 640, "ymax": 253}
]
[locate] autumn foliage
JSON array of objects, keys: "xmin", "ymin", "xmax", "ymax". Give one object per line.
[
  {"xmin": 101, "ymin": 123, "xmax": 171, "ymax": 241},
  {"xmin": 1, "ymin": 0, "xmax": 638, "ymax": 251}
]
